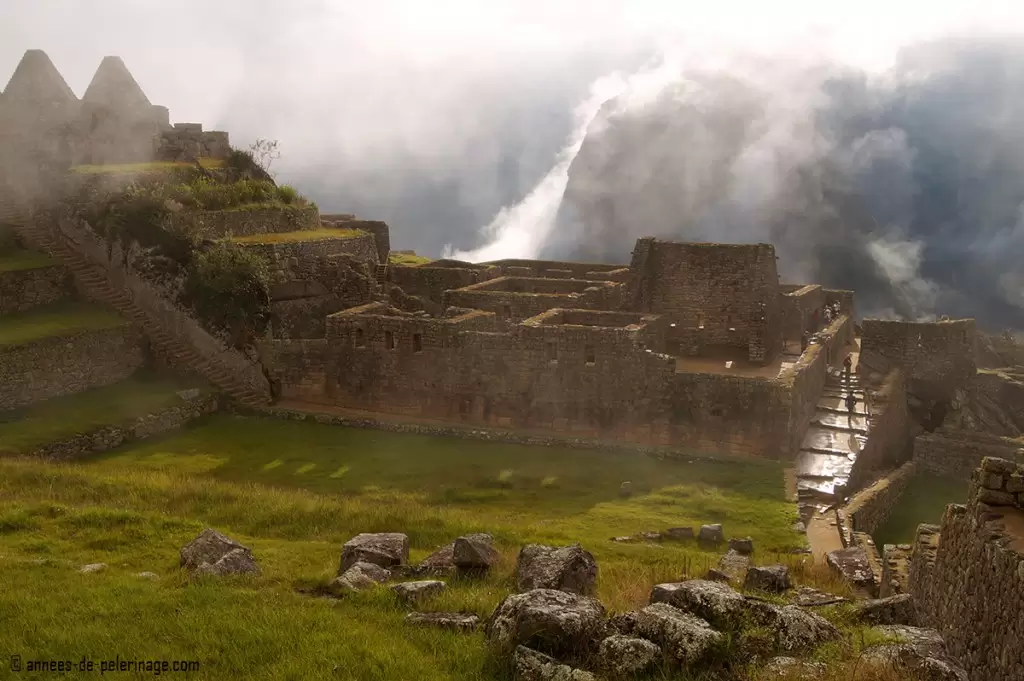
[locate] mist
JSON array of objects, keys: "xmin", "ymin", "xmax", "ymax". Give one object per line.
[{"xmin": 4, "ymin": 1, "xmax": 1024, "ymax": 327}]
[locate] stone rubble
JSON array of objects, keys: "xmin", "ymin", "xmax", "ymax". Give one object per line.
[
  {"xmin": 339, "ymin": 532, "xmax": 409, "ymax": 573},
  {"xmin": 516, "ymin": 543, "xmax": 598, "ymax": 596},
  {"xmin": 743, "ymin": 564, "xmax": 792, "ymax": 593},
  {"xmin": 180, "ymin": 528, "xmax": 260, "ymax": 576},
  {"xmin": 390, "ymin": 579, "xmax": 446, "ymax": 604},
  {"xmin": 404, "ymin": 612, "xmax": 480, "ymax": 631},
  {"xmin": 330, "ymin": 561, "xmax": 391, "ymax": 594}
]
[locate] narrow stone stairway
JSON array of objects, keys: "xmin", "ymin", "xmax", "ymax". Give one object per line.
[{"xmin": 0, "ymin": 190, "xmax": 270, "ymax": 408}]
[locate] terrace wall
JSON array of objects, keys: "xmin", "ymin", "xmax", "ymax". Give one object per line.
[
  {"xmin": 914, "ymin": 429, "xmax": 1024, "ymax": 479},
  {"xmin": 443, "ymin": 277, "xmax": 625, "ymax": 324},
  {"xmin": 0, "ymin": 264, "xmax": 73, "ymax": 313},
  {"xmin": 180, "ymin": 206, "xmax": 320, "ymax": 239},
  {"xmin": 779, "ymin": 284, "xmax": 825, "ymax": 341},
  {"xmin": 241, "ymin": 232, "xmax": 379, "ymax": 273},
  {"xmin": 321, "ymin": 216, "xmax": 390, "ymax": 262},
  {"xmin": 848, "ymin": 369, "xmax": 912, "ymax": 490},
  {"xmin": 0, "ymin": 325, "xmax": 144, "ymax": 411},
  {"xmin": 859, "ymin": 319, "xmax": 976, "ymax": 400},
  {"xmin": 388, "ymin": 261, "xmax": 500, "ymax": 307}
]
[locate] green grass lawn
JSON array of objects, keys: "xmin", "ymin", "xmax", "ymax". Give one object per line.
[
  {"xmin": 0, "ymin": 373, "xmax": 211, "ymax": 455},
  {"xmin": 229, "ymin": 227, "xmax": 364, "ymax": 245},
  {"xmin": 70, "ymin": 160, "xmax": 225, "ymax": 174},
  {"xmin": 0, "ymin": 301, "xmax": 124, "ymax": 348},
  {"xmin": 0, "ymin": 415, "xmax": 823, "ymax": 679},
  {"xmin": 0, "ymin": 249, "xmax": 56, "ymax": 273},
  {"xmin": 873, "ymin": 474, "xmax": 968, "ymax": 546},
  {"xmin": 390, "ymin": 252, "xmax": 433, "ymax": 266}
]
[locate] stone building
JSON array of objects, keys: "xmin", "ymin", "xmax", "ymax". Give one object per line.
[{"xmin": 0, "ymin": 49, "xmax": 229, "ymax": 170}]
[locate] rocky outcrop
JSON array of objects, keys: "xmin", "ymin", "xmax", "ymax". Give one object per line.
[
  {"xmin": 180, "ymin": 528, "xmax": 260, "ymax": 576},
  {"xmin": 649, "ymin": 580, "xmax": 746, "ymax": 630},
  {"xmin": 486, "ymin": 588, "xmax": 607, "ymax": 659},
  {"xmin": 339, "ymin": 532, "xmax": 409, "ymax": 573},
  {"xmin": 516, "ymin": 544, "xmax": 598, "ymax": 596},
  {"xmin": 746, "ymin": 601, "xmax": 841, "ymax": 653}
]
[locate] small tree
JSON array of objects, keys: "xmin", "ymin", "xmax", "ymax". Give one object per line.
[{"xmin": 249, "ymin": 138, "xmax": 281, "ymax": 175}]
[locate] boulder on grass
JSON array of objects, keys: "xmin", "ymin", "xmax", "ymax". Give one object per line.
[
  {"xmin": 728, "ymin": 537, "xmax": 754, "ymax": 555},
  {"xmin": 180, "ymin": 528, "xmax": 260, "ymax": 576},
  {"xmin": 404, "ymin": 612, "xmax": 480, "ymax": 631},
  {"xmin": 746, "ymin": 601, "xmax": 841, "ymax": 653},
  {"xmin": 486, "ymin": 588, "xmax": 607, "ymax": 659},
  {"xmin": 416, "ymin": 533, "xmax": 493, "ymax": 575},
  {"xmin": 633, "ymin": 603, "xmax": 723, "ymax": 667},
  {"xmin": 329, "ymin": 561, "xmax": 391, "ymax": 594},
  {"xmin": 826, "ymin": 546, "xmax": 876, "ymax": 593},
  {"xmin": 853, "ymin": 593, "xmax": 917, "ymax": 625},
  {"xmin": 516, "ymin": 543, "xmax": 598, "ymax": 595},
  {"xmin": 453, "ymin": 534, "xmax": 500, "ymax": 573},
  {"xmin": 743, "ymin": 564, "xmax": 791, "ymax": 593},
  {"xmin": 715, "ymin": 549, "xmax": 751, "ymax": 583},
  {"xmin": 339, "ymin": 532, "xmax": 409, "ymax": 573},
  {"xmin": 598, "ymin": 634, "xmax": 661, "ymax": 678},
  {"xmin": 698, "ymin": 524, "xmax": 724, "ymax": 546},
  {"xmin": 513, "ymin": 646, "xmax": 596, "ymax": 681},
  {"xmin": 862, "ymin": 627, "xmax": 967, "ymax": 681},
  {"xmin": 650, "ymin": 580, "xmax": 747, "ymax": 630},
  {"xmin": 391, "ymin": 580, "xmax": 446, "ymax": 604}
]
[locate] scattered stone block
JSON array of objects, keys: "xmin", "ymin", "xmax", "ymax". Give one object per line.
[
  {"xmin": 727, "ymin": 537, "xmax": 754, "ymax": 555},
  {"xmin": 663, "ymin": 527, "xmax": 694, "ymax": 541},
  {"xmin": 404, "ymin": 611, "xmax": 480, "ymax": 631},
  {"xmin": 516, "ymin": 543, "xmax": 598, "ymax": 596},
  {"xmin": 698, "ymin": 524, "xmax": 724, "ymax": 547},
  {"xmin": 486, "ymin": 588, "xmax": 607, "ymax": 659},
  {"xmin": 715, "ymin": 549, "xmax": 751, "ymax": 582},
  {"xmin": 746, "ymin": 601, "xmax": 841, "ymax": 652},
  {"xmin": 180, "ymin": 528, "xmax": 260, "ymax": 576},
  {"xmin": 788, "ymin": 585, "xmax": 847, "ymax": 607},
  {"xmin": 743, "ymin": 565, "xmax": 791, "ymax": 593},
  {"xmin": 650, "ymin": 580, "xmax": 746, "ymax": 630},
  {"xmin": 826, "ymin": 546, "xmax": 876, "ymax": 593},
  {"xmin": 417, "ymin": 533, "xmax": 493, "ymax": 575},
  {"xmin": 330, "ymin": 561, "xmax": 391, "ymax": 594},
  {"xmin": 854, "ymin": 593, "xmax": 917, "ymax": 625},
  {"xmin": 598, "ymin": 634, "xmax": 661, "ymax": 678},
  {"xmin": 79, "ymin": 563, "xmax": 106, "ymax": 574},
  {"xmin": 637, "ymin": 531, "xmax": 662, "ymax": 542},
  {"xmin": 633, "ymin": 603, "xmax": 723, "ymax": 667},
  {"xmin": 391, "ymin": 579, "xmax": 446, "ymax": 604},
  {"xmin": 704, "ymin": 568, "xmax": 731, "ymax": 583},
  {"xmin": 978, "ymin": 488, "xmax": 1016, "ymax": 506},
  {"xmin": 513, "ymin": 645, "xmax": 596, "ymax": 681},
  {"xmin": 339, "ymin": 532, "xmax": 409, "ymax": 573},
  {"xmin": 135, "ymin": 571, "xmax": 159, "ymax": 580},
  {"xmin": 862, "ymin": 626, "xmax": 967, "ymax": 681},
  {"xmin": 619, "ymin": 481, "xmax": 633, "ymax": 498}
]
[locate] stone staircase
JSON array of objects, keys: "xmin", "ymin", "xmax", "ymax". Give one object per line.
[
  {"xmin": 375, "ymin": 263, "xmax": 388, "ymax": 286},
  {"xmin": 796, "ymin": 367, "xmax": 870, "ymax": 510},
  {"xmin": 0, "ymin": 189, "xmax": 270, "ymax": 408}
]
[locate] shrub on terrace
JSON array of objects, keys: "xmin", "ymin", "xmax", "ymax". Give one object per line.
[{"xmin": 180, "ymin": 243, "xmax": 271, "ymax": 349}]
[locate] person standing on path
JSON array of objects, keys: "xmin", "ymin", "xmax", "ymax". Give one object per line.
[
  {"xmin": 845, "ymin": 391, "xmax": 858, "ymax": 423},
  {"xmin": 843, "ymin": 354, "xmax": 853, "ymax": 382}
]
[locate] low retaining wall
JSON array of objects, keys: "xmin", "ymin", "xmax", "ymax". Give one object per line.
[
  {"xmin": 914, "ymin": 429, "xmax": 1024, "ymax": 479},
  {"xmin": 182, "ymin": 206, "xmax": 320, "ymax": 238},
  {"xmin": 843, "ymin": 460, "xmax": 918, "ymax": 538},
  {"xmin": 848, "ymin": 369, "xmax": 912, "ymax": 491},
  {"xmin": 243, "ymin": 232, "xmax": 379, "ymax": 273},
  {"xmin": 0, "ymin": 325, "xmax": 144, "ymax": 411},
  {"xmin": 33, "ymin": 392, "xmax": 219, "ymax": 460},
  {"xmin": 0, "ymin": 264, "xmax": 72, "ymax": 313}
]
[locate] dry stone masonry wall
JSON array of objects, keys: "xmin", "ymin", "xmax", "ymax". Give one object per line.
[
  {"xmin": 915, "ymin": 429, "xmax": 1024, "ymax": 479},
  {"xmin": 909, "ymin": 457, "xmax": 1024, "ymax": 681},
  {"xmin": 182, "ymin": 206, "xmax": 321, "ymax": 239},
  {"xmin": 0, "ymin": 264, "xmax": 72, "ymax": 313}
]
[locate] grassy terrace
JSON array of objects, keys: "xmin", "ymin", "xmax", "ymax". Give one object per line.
[
  {"xmin": 390, "ymin": 251, "xmax": 433, "ymax": 265},
  {"xmin": 0, "ymin": 249, "xmax": 56, "ymax": 273},
  {"xmin": 0, "ymin": 414, "xmax": 843, "ymax": 680},
  {"xmin": 229, "ymin": 227, "xmax": 364, "ymax": 245},
  {"xmin": 70, "ymin": 159, "xmax": 226, "ymax": 174},
  {"xmin": 0, "ymin": 373, "xmax": 211, "ymax": 456},
  {"xmin": 0, "ymin": 301, "xmax": 124, "ymax": 348},
  {"xmin": 874, "ymin": 474, "xmax": 967, "ymax": 546}
]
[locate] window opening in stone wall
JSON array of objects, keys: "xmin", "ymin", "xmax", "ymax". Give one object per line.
[
  {"xmin": 585, "ymin": 345, "xmax": 596, "ymax": 365},
  {"xmin": 385, "ymin": 330, "xmax": 395, "ymax": 349},
  {"xmin": 697, "ymin": 312, "xmax": 704, "ymax": 329},
  {"xmin": 546, "ymin": 342, "xmax": 557, "ymax": 363},
  {"xmin": 413, "ymin": 333, "xmax": 423, "ymax": 353},
  {"xmin": 503, "ymin": 305, "xmax": 512, "ymax": 318},
  {"xmin": 355, "ymin": 328, "xmax": 365, "ymax": 348}
]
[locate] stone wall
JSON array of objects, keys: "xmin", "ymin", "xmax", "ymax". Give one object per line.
[
  {"xmin": 848, "ymin": 369, "xmax": 912, "ymax": 490},
  {"xmin": 443, "ymin": 277, "xmax": 625, "ymax": 325},
  {"xmin": 0, "ymin": 264, "xmax": 72, "ymax": 313},
  {"xmin": 909, "ymin": 457, "xmax": 1024, "ymax": 681},
  {"xmin": 33, "ymin": 392, "xmax": 219, "ymax": 460},
  {"xmin": 843, "ymin": 460, "xmax": 917, "ymax": 537},
  {"xmin": 241, "ymin": 232, "xmax": 379, "ymax": 274},
  {"xmin": 268, "ymin": 302, "xmax": 796, "ymax": 458},
  {"xmin": 779, "ymin": 284, "xmax": 825, "ymax": 341},
  {"xmin": 267, "ymin": 253, "xmax": 378, "ymax": 339},
  {"xmin": 0, "ymin": 325, "xmax": 144, "ymax": 411},
  {"xmin": 156, "ymin": 123, "xmax": 231, "ymax": 162},
  {"xmin": 388, "ymin": 261, "xmax": 500, "ymax": 307},
  {"xmin": 879, "ymin": 543, "xmax": 913, "ymax": 598},
  {"xmin": 859, "ymin": 318, "xmax": 976, "ymax": 400},
  {"xmin": 320, "ymin": 215, "xmax": 390, "ymax": 262},
  {"xmin": 781, "ymin": 313, "xmax": 854, "ymax": 453},
  {"xmin": 483, "ymin": 258, "xmax": 630, "ymax": 282},
  {"xmin": 629, "ymin": 240, "xmax": 783, "ymax": 364},
  {"xmin": 180, "ymin": 206, "xmax": 321, "ymax": 239},
  {"xmin": 914, "ymin": 429, "xmax": 1024, "ymax": 479}
]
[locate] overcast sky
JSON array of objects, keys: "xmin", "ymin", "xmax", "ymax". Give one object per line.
[{"xmin": 5, "ymin": 0, "xmax": 1024, "ymax": 260}]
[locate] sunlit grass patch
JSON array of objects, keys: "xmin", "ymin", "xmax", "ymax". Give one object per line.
[
  {"xmin": 229, "ymin": 228, "xmax": 363, "ymax": 244},
  {"xmin": 295, "ymin": 463, "xmax": 316, "ymax": 475}
]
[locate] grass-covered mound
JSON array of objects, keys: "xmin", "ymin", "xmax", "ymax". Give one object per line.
[
  {"xmin": 0, "ymin": 301, "xmax": 124, "ymax": 348},
  {"xmin": 0, "ymin": 373, "xmax": 211, "ymax": 456},
  {"xmin": 230, "ymin": 227, "xmax": 364, "ymax": 245},
  {"xmin": 390, "ymin": 251, "xmax": 433, "ymax": 265}
]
